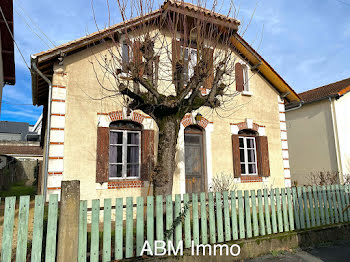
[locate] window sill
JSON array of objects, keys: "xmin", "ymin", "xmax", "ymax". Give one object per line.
[
  {"xmin": 241, "ymin": 175, "xmax": 262, "ymax": 183},
  {"xmin": 241, "ymin": 90, "xmax": 253, "ymax": 96},
  {"xmin": 108, "ymin": 180, "xmax": 144, "ymax": 189}
]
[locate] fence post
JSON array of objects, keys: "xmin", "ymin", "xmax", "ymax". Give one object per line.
[{"xmin": 57, "ymin": 180, "xmax": 80, "ymax": 262}]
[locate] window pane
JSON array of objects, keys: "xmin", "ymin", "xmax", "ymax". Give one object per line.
[
  {"xmin": 247, "ymin": 138, "xmax": 255, "ymax": 148},
  {"xmin": 110, "ymin": 131, "xmax": 122, "ymax": 144},
  {"xmin": 184, "ymin": 134, "xmax": 200, "ymax": 144},
  {"xmin": 110, "ymin": 145, "xmax": 122, "ymax": 163},
  {"xmin": 127, "ymin": 164, "xmax": 139, "ymax": 177},
  {"xmin": 240, "ymin": 149, "xmax": 245, "ymax": 162},
  {"xmin": 247, "ymin": 149, "xmax": 255, "ymax": 162},
  {"xmin": 239, "ymin": 138, "xmax": 244, "ymax": 148},
  {"xmin": 122, "ymin": 43, "xmax": 129, "ymax": 64},
  {"xmin": 127, "ymin": 146, "xmax": 139, "ymax": 163},
  {"xmin": 248, "ymin": 164, "xmax": 257, "ymax": 174},
  {"xmin": 240, "ymin": 164, "xmax": 246, "ymax": 174},
  {"xmin": 110, "ymin": 164, "xmax": 122, "ymax": 178},
  {"xmin": 127, "ymin": 132, "xmax": 139, "ymax": 145}
]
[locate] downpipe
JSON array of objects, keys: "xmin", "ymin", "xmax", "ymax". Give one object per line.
[{"xmin": 31, "ymin": 55, "xmax": 52, "ymax": 201}]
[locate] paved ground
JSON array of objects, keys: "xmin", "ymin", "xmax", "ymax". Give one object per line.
[{"xmin": 246, "ymin": 240, "xmax": 350, "ymax": 262}]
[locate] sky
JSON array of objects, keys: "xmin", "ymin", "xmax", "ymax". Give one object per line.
[{"xmin": 1, "ymin": 0, "xmax": 350, "ymax": 125}]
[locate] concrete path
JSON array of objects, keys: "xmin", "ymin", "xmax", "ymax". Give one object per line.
[{"xmin": 246, "ymin": 240, "xmax": 350, "ymax": 262}]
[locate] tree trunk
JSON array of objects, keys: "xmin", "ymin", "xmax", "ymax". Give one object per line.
[{"xmin": 153, "ymin": 116, "xmax": 181, "ymax": 196}]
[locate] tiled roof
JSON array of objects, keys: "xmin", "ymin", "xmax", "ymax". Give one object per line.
[{"xmin": 299, "ymin": 77, "xmax": 350, "ymax": 104}]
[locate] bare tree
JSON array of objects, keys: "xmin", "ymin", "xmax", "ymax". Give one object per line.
[{"xmin": 91, "ymin": 0, "xmax": 255, "ymax": 195}]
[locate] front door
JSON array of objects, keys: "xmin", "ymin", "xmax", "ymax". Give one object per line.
[{"xmin": 184, "ymin": 125, "xmax": 205, "ymax": 193}]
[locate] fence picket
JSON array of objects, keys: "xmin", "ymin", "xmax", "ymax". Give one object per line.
[
  {"xmin": 183, "ymin": 194, "xmax": 191, "ymax": 248},
  {"xmin": 45, "ymin": 194, "xmax": 59, "ymax": 262},
  {"xmin": 31, "ymin": 195, "xmax": 45, "ymax": 262},
  {"xmin": 136, "ymin": 197, "xmax": 144, "ymax": 256},
  {"xmin": 251, "ymin": 190, "xmax": 259, "ymax": 237},
  {"xmin": 165, "ymin": 195, "xmax": 173, "ymax": 243},
  {"xmin": 340, "ymin": 185, "xmax": 348, "ymax": 222},
  {"xmin": 78, "ymin": 200, "xmax": 87, "ymax": 262},
  {"xmin": 192, "ymin": 194, "xmax": 200, "ymax": 246},
  {"xmin": 317, "ymin": 186, "xmax": 325, "ymax": 225},
  {"xmin": 244, "ymin": 190, "xmax": 252, "ymax": 238},
  {"xmin": 257, "ymin": 190, "xmax": 265, "ymax": 236},
  {"xmin": 322, "ymin": 186, "xmax": 330, "ymax": 224},
  {"xmin": 312, "ymin": 186, "xmax": 321, "ymax": 226},
  {"xmin": 263, "ymin": 189, "xmax": 272, "ymax": 234},
  {"xmin": 302, "ymin": 187, "xmax": 311, "ymax": 228},
  {"xmin": 90, "ymin": 199, "xmax": 100, "ymax": 262},
  {"xmin": 103, "ymin": 198, "xmax": 112, "ymax": 262},
  {"xmin": 16, "ymin": 196, "xmax": 30, "ymax": 262},
  {"xmin": 208, "ymin": 192, "xmax": 216, "ymax": 243},
  {"xmin": 270, "ymin": 189, "xmax": 277, "ymax": 233},
  {"xmin": 326, "ymin": 185, "xmax": 335, "ymax": 224},
  {"xmin": 297, "ymin": 187, "xmax": 305, "ymax": 229},
  {"xmin": 307, "ymin": 187, "xmax": 315, "ymax": 228},
  {"xmin": 292, "ymin": 187, "xmax": 300, "ymax": 230},
  {"xmin": 215, "ymin": 192, "xmax": 224, "ymax": 243},
  {"xmin": 231, "ymin": 191, "xmax": 238, "ymax": 240},
  {"xmin": 281, "ymin": 188, "xmax": 289, "ymax": 232},
  {"xmin": 125, "ymin": 197, "xmax": 134, "ymax": 258},
  {"xmin": 200, "ymin": 192, "xmax": 208, "ymax": 244},
  {"xmin": 1, "ymin": 197, "xmax": 16, "ymax": 262},
  {"xmin": 287, "ymin": 188, "xmax": 294, "ymax": 231},
  {"xmin": 346, "ymin": 185, "xmax": 350, "ymax": 219},
  {"xmin": 156, "ymin": 195, "xmax": 164, "ymax": 244},
  {"xmin": 174, "ymin": 194, "xmax": 181, "ymax": 247},
  {"xmin": 335, "ymin": 185, "xmax": 343, "ymax": 223},
  {"xmin": 237, "ymin": 190, "xmax": 245, "ymax": 239},
  {"xmin": 222, "ymin": 191, "xmax": 231, "ymax": 241},
  {"xmin": 331, "ymin": 185, "xmax": 339, "ymax": 223},
  {"xmin": 275, "ymin": 188, "xmax": 283, "ymax": 233},
  {"xmin": 115, "ymin": 198, "xmax": 123, "ymax": 260}
]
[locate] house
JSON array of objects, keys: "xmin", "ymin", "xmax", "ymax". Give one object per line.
[
  {"xmin": 31, "ymin": 1, "xmax": 300, "ymax": 200},
  {"xmin": 0, "ymin": 0, "xmax": 15, "ymax": 115},
  {"xmin": 286, "ymin": 77, "xmax": 350, "ymax": 185}
]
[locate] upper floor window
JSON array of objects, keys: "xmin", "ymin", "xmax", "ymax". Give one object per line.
[
  {"xmin": 122, "ymin": 41, "xmax": 130, "ymax": 72},
  {"xmin": 242, "ymin": 64, "xmax": 249, "ymax": 91},
  {"xmin": 235, "ymin": 62, "xmax": 250, "ymax": 92},
  {"xmin": 109, "ymin": 121, "xmax": 141, "ymax": 179},
  {"xmin": 239, "ymin": 129, "xmax": 258, "ymax": 175},
  {"xmin": 181, "ymin": 46, "xmax": 198, "ymax": 81}
]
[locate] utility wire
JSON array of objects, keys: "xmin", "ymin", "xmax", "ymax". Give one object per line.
[
  {"xmin": 0, "ymin": 6, "xmax": 30, "ymax": 70},
  {"xmin": 334, "ymin": 0, "xmax": 350, "ymax": 7},
  {"xmin": 14, "ymin": 0, "xmax": 56, "ymax": 48}
]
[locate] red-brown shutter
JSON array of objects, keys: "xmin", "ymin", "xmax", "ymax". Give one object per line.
[
  {"xmin": 204, "ymin": 48, "xmax": 214, "ymax": 89},
  {"xmin": 232, "ymin": 135, "xmax": 241, "ymax": 178},
  {"xmin": 172, "ymin": 39, "xmax": 181, "ymax": 83},
  {"xmin": 96, "ymin": 127, "xmax": 109, "ymax": 183},
  {"xmin": 141, "ymin": 130, "xmax": 155, "ymax": 181},
  {"xmin": 235, "ymin": 63, "xmax": 244, "ymax": 92},
  {"xmin": 132, "ymin": 41, "xmax": 144, "ymax": 77},
  {"xmin": 256, "ymin": 136, "xmax": 270, "ymax": 177}
]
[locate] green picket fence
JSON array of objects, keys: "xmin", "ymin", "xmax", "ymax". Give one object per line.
[
  {"xmin": 77, "ymin": 184, "xmax": 350, "ymax": 261},
  {"xmin": 0, "ymin": 185, "xmax": 349, "ymax": 261}
]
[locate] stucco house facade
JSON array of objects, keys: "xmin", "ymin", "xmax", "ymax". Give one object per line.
[
  {"xmin": 31, "ymin": 1, "xmax": 300, "ymax": 201},
  {"xmin": 286, "ymin": 78, "xmax": 350, "ymax": 185}
]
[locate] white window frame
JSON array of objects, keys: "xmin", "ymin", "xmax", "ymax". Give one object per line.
[
  {"xmin": 242, "ymin": 64, "xmax": 249, "ymax": 91},
  {"xmin": 239, "ymin": 136, "xmax": 258, "ymax": 175},
  {"xmin": 109, "ymin": 129, "xmax": 141, "ymax": 179},
  {"xmin": 181, "ymin": 46, "xmax": 198, "ymax": 81}
]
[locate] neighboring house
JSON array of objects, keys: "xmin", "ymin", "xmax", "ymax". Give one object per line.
[
  {"xmin": 0, "ymin": 117, "xmax": 43, "ymax": 189},
  {"xmin": 31, "ymin": 1, "xmax": 300, "ymax": 200},
  {"xmin": 286, "ymin": 77, "xmax": 350, "ymax": 185},
  {"xmin": 0, "ymin": 0, "xmax": 15, "ymax": 115}
]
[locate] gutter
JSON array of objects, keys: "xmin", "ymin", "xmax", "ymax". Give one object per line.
[
  {"xmin": 31, "ymin": 55, "xmax": 52, "ymax": 201},
  {"xmin": 285, "ymin": 100, "xmax": 304, "ymax": 112}
]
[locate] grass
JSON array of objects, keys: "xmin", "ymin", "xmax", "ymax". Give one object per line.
[{"xmin": 0, "ymin": 183, "xmax": 37, "ymax": 198}]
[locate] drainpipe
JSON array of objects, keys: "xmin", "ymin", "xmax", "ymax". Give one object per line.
[
  {"xmin": 329, "ymin": 96, "xmax": 343, "ymax": 182},
  {"xmin": 285, "ymin": 101, "xmax": 304, "ymax": 112},
  {"xmin": 31, "ymin": 55, "xmax": 52, "ymax": 200}
]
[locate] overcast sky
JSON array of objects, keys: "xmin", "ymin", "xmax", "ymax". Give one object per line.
[{"xmin": 1, "ymin": 0, "xmax": 350, "ymax": 124}]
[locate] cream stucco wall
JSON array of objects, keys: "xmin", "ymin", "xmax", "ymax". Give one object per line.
[
  {"xmin": 44, "ymin": 32, "xmax": 287, "ymax": 202},
  {"xmin": 286, "ymin": 100, "xmax": 338, "ymax": 185},
  {"xmin": 334, "ymin": 93, "xmax": 350, "ymax": 180}
]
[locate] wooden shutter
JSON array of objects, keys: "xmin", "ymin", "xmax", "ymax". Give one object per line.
[
  {"xmin": 235, "ymin": 63, "xmax": 244, "ymax": 92},
  {"xmin": 256, "ymin": 136, "xmax": 270, "ymax": 177},
  {"xmin": 96, "ymin": 127, "xmax": 109, "ymax": 183},
  {"xmin": 141, "ymin": 130, "xmax": 155, "ymax": 181},
  {"xmin": 133, "ymin": 41, "xmax": 143, "ymax": 77},
  {"xmin": 172, "ymin": 39, "xmax": 181, "ymax": 83},
  {"xmin": 231, "ymin": 135, "xmax": 241, "ymax": 178},
  {"xmin": 204, "ymin": 48, "xmax": 214, "ymax": 89}
]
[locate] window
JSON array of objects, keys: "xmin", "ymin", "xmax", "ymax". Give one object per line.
[
  {"xmin": 239, "ymin": 136, "xmax": 257, "ymax": 175},
  {"xmin": 242, "ymin": 64, "xmax": 249, "ymax": 91},
  {"xmin": 109, "ymin": 121, "xmax": 141, "ymax": 179},
  {"xmin": 122, "ymin": 41, "xmax": 130, "ymax": 72},
  {"xmin": 181, "ymin": 46, "xmax": 198, "ymax": 82}
]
